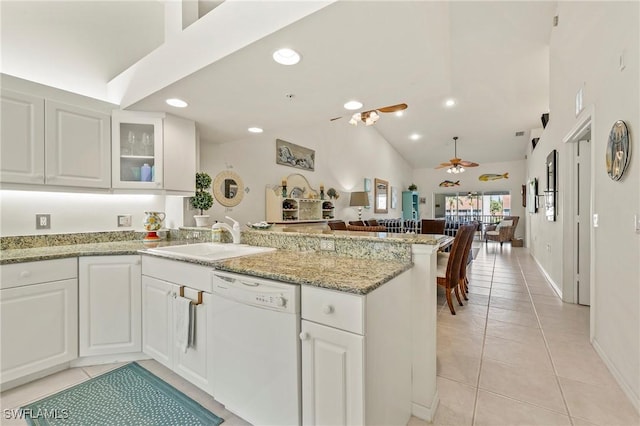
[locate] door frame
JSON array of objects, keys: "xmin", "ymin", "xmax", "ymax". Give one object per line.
[{"xmin": 562, "ymin": 105, "xmax": 596, "ymax": 341}]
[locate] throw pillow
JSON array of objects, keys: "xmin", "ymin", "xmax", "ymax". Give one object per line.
[{"xmin": 497, "ymin": 220, "xmax": 513, "ymax": 229}]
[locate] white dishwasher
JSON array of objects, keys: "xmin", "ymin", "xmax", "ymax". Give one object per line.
[{"xmin": 211, "ymin": 270, "xmax": 301, "ymax": 426}]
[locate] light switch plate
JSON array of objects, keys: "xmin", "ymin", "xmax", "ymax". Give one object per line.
[
  {"xmin": 117, "ymin": 214, "xmax": 132, "ymax": 227},
  {"xmin": 635, "ymin": 214, "xmax": 640, "ymax": 234},
  {"xmin": 319, "ymin": 239, "xmax": 335, "ymax": 251},
  {"xmin": 593, "ymin": 213, "xmax": 599, "ymax": 228},
  {"xmin": 36, "ymin": 214, "xmax": 51, "ymax": 230}
]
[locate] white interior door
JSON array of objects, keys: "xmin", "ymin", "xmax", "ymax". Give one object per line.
[{"xmin": 576, "ymin": 138, "xmax": 591, "ymax": 305}]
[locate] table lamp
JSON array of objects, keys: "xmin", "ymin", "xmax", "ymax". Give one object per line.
[{"xmin": 349, "ymin": 191, "xmax": 370, "ymax": 221}]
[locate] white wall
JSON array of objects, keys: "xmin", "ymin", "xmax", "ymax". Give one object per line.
[
  {"xmin": 530, "ymin": 1, "xmax": 639, "ymax": 410},
  {"xmin": 0, "ymin": 191, "xmax": 167, "ymax": 236},
  {"xmin": 412, "ymin": 159, "xmax": 527, "ymax": 240},
  {"xmin": 199, "ymin": 120, "xmax": 413, "ymax": 226}
]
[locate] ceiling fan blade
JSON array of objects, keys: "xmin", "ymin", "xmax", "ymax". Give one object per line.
[
  {"xmin": 435, "ymin": 163, "xmax": 452, "ymax": 169},
  {"xmin": 376, "ymin": 103, "xmax": 408, "ymax": 113},
  {"xmin": 330, "ymin": 116, "xmax": 343, "ymax": 121},
  {"xmin": 459, "ymin": 160, "xmax": 479, "ymax": 167}
]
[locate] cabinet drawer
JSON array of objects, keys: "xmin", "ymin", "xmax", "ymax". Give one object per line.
[
  {"xmin": 1, "ymin": 258, "xmax": 77, "ymax": 289},
  {"xmin": 302, "ymin": 286, "xmax": 364, "ymax": 335},
  {"xmin": 141, "ymin": 255, "xmax": 212, "ymax": 293}
]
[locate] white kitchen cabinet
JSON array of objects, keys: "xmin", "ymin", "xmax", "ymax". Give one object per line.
[
  {"xmin": 141, "ymin": 275, "xmax": 175, "ymax": 367},
  {"xmin": 1, "ymin": 75, "xmax": 114, "ymax": 189},
  {"xmin": 112, "ymin": 110, "xmax": 196, "ymax": 192},
  {"xmin": 45, "ymin": 100, "xmax": 111, "ymax": 188},
  {"xmin": 300, "ymin": 272, "xmax": 412, "ymax": 426},
  {"xmin": 301, "ymin": 320, "xmax": 364, "ymax": 425},
  {"xmin": 0, "ymin": 259, "xmax": 78, "ymax": 387},
  {"xmin": 141, "ymin": 257, "xmax": 213, "ymax": 394},
  {"xmin": 78, "ymin": 256, "xmax": 141, "ymax": 357},
  {"xmin": 0, "ymin": 89, "xmax": 45, "ymax": 184}
]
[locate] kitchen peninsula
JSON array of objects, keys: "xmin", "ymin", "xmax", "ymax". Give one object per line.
[{"xmin": 0, "ymin": 228, "xmax": 450, "ymax": 424}]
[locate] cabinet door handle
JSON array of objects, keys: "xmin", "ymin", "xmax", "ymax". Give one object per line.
[
  {"xmin": 322, "ymin": 304, "xmax": 334, "ymax": 314},
  {"xmin": 299, "ymin": 332, "xmax": 309, "ymax": 341},
  {"xmin": 20, "ymin": 270, "xmax": 31, "ymax": 278}
]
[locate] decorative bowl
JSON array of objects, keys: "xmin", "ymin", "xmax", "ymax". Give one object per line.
[{"xmin": 247, "ymin": 222, "xmax": 273, "ymax": 230}]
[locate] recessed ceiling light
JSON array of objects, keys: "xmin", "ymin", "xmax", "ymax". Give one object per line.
[
  {"xmin": 409, "ymin": 133, "xmax": 421, "ymax": 141},
  {"xmin": 272, "ymin": 48, "xmax": 301, "ymax": 65},
  {"xmin": 343, "ymin": 100, "xmax": 363, "ymax": 110},
  {"xmin": 248, "ymin": 127, "xmax": 263, "ymax": 133},
  {"xmin": 395, "ymin": 111, "xmax": 404, "ymax": 117},
  {"xmin": 166, "ymin": 98, "xmax": 188, "ymax": 108},
  {"xmin": 444, "ymin": 98, "xmax": 456, "ymax": 108}
]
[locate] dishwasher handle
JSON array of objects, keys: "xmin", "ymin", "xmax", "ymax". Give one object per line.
[
  {"xmin": 214, "ymin": 273, "xmax": 261, "ymax": 287},
  {"xmin": 213, "ymin": 274, "xmax": 236, "ymax": 283}
]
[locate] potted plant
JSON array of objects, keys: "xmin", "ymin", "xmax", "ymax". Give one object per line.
[
  {"xmin": 190, "ymin": 172, "xmax": 214, "ymax": 227},
  {"xmin": 408, "ymin": 183, "xmax": 418, "ymax": 191}
]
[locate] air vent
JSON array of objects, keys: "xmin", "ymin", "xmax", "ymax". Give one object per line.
[{"xmin": 515, "ymin": 131, "xmax": 525, "ymax": 137}]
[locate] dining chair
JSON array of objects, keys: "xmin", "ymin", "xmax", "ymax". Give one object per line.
[
  {"xmin": 437, "ymin": 223, "xmax": 476, "ymax": 315},
  {"xmin": 438, "ymin": 222, "xmax": 476, "ymax": 301},
  {"xmin": 458, "ymin": 221, "xmax": 478, "ymax": 297},
  {"xmin": 327, "ymin": 220, "xmax": 347, "ymax": 230}
]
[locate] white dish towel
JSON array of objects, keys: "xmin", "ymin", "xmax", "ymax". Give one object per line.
[{"xmin": 175, "ymin": 296, "xmax": 193, "ymax": 353}]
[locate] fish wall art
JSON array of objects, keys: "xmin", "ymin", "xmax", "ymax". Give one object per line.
[
  {"xmin": 478, "ymin": 173, "xmax": 509, "ymax": 182},
  {"xmin": 439, "ymin": 180, "xmax": 460, "ymax": 187}
]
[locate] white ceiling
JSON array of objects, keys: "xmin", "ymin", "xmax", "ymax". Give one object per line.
[{"xmin": 1, "ymin": 1, "xmax": 557, "ymax": 169}]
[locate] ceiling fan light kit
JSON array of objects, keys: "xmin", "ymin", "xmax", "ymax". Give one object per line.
[
  {"xmin": 344, "ymin": 103, "xmax": 406, "ymax": 126},
  {"xmin": 436, "ymin": 136, "xmax": 479, "ymax": 173}
]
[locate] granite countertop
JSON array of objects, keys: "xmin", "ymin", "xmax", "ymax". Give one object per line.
[
  {"xmin": 1, "ymin": 239, "xmax": 412, "ymax": 295},
  {"xmin": 244, "ymin": 228, "xmax": 447, "ymax": 245},
  {"xmin": 212, "ymin": 250, "xmax": 412, "ymax": 295},
  {"xmin": 0, "ymin": 240, "xmax": 185, "ymax": 264}
]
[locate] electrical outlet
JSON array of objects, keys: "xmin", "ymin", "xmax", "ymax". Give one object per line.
[
  {"xmin": 117, "ymin": 214, "xmax": 132, "ymax": 227},
  {"xmin": 36, "ymin": 214, "xmax": 51, "ymax": 230},
  {"xmin": 319, "ymin": 239, "xmax": 335, "ymax": 251}
]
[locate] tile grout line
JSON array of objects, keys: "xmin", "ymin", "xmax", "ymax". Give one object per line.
[
  {"xmin": 470, "ymin": 244, "xmax": 497, "ymax": 426},
  {"xmin": 515, "ymin": 249, "xmax": 575, "ymax": 426}
]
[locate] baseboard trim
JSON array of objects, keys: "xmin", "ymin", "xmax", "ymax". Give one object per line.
[
  {"xmin": 0, "ymin": 363, "xmax": 69, "ymax": 392},
  {"xmin": 592, "ymin": 338, "xmax": 640, "ymax": 415},
  {"xmin": 412, "ymin": 390, "xmax": 439, "ymax": 422},
  {"xmin": 531, "ymin": 254, "xmax": 563, "ymax": 298},
  {"xmin": 70, "ymin": 352, "xmax": 150, "ymax": 367}
]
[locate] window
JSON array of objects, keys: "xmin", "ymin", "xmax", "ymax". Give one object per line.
[{"xmin": 436, "ymin": 191, "xmax": 511, "ymax": 222}]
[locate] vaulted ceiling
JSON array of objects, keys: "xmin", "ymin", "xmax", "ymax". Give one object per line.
[{"xmin": 1, "ymin": 0, "xmax": 557, "ymax": 169}]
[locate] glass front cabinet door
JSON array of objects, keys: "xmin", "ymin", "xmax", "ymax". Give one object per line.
[{"xmin": 112, "ymin": 110, "xmax": 163, "ymax": 189}]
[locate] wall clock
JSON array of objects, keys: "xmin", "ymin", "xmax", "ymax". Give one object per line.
[{"xmin": 606, "ymin": 120, "xmax": 630, "ymax": 181}]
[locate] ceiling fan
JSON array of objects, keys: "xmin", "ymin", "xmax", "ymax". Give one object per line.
[
  {"xmin": 330, "ymin": 103, "xmax": 408, "ymax": 126},
  {"xmin": 435, "ymin": 136, "xmax": 479, "ymax": 173}
]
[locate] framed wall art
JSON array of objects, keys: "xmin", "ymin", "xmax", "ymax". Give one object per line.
[
  {"xmin": 545, "ymin": 149, "xmax": 557, "ymax": 222},
  {"xmin": 606, "ymin": 120, "xmax": 630, "ymax": 181},
  {"xmin": 276, "ymin": 139, "xmax": 315, "ymax": 171}
]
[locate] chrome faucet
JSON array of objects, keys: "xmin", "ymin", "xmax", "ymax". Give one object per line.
[{"xmin": 212, "ymin": 216, "xmax": 241, "ymax": 244}]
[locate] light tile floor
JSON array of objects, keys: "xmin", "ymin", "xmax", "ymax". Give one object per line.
[
  {"xmin": 2, "ymin": 245, "xmax": 638, "ymax": 426},
  {"xmin": 421, "ymin": 243, "xmax": 640, "ymax": 426}
]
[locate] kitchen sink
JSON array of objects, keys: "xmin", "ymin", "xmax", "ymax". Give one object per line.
[{"xmin": 145, "ymin": 242, "xmax": 275, "ymax": 262}]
